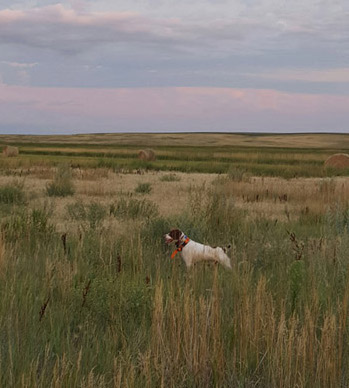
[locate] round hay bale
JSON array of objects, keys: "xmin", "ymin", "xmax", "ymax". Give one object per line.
[
  {"xmin": 324, "ymin": 153, "xmax": 349, "ymax": 169},
  {"xmin": 2, "ymin": 145, "xmax": 19, "ymax": 157},
  {"xmin": 138, "ymin": 149, "xmax": 156, "ymax": 161}
]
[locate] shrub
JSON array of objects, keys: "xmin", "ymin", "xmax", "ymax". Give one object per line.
[
  {"xmin": 46, "ymin": 164, "xmax": 75, "ymax": 197},
  {"xmin": 227, "ymin": 166, "xmax": 251, "ymax": 182},
  {"xmin": 2, "ymin": 205, "xmax": 55, "ymax": 243},
  {"xmin": 67, "ymin": 201, "xmax": 107, "ymax": 229},
  {"xmin": 159, "ymin": 173, "xmax": 181, "ymax": 182},
  {"xmin": 135, "ymin": 182, "xmax": 152, "ymax": 194},
  {"xmin": 110, "ymin": 198, "xmax": 158, "ymax": 220},
  {"xmin": 0, "ymin": 182, "xmax": 25, "ymax": 204}
]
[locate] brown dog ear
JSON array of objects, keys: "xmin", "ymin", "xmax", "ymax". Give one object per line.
[{"xmin": 169, "ymin": 229, "xmax": 182, "ymax": 240}]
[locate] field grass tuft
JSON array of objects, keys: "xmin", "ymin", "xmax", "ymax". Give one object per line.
[{"xmin": 46, "ymin": 164, "xmax": 75, "ymax": 197}]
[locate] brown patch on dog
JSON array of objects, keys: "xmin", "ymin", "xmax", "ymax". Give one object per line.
[{"xmin": 169, "ymin": 229, "xmax": 182, "ymax": 241}]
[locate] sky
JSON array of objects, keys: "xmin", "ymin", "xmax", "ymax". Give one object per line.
[{"xmin": 0, "ymin": 0, "xmax": 348, "ymax": 134}]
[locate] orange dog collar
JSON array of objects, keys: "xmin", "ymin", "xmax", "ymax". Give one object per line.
[{"xmin": 171, "ymin": 236, "xmax": 190, "ymax": 259}]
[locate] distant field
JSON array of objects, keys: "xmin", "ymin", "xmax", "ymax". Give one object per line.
[
  {"xmin": 0, "ymin": 132, "xmax": 349, "ymax": 178},
  {"xmin": 1, "ymin": 132, "xmax": 349, "ymax": 148}
]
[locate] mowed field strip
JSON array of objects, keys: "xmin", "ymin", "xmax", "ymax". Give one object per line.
[{"xmin": 1, "ymin": 132, "xmax": 349, "ymax": 178}]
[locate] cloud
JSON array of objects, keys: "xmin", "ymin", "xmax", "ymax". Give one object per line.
[
  {"xmin": 245, "ymin": 68, "xmax": 349, "ymax": 83},
  {"xmin": 0, "ymin": 4, "xmax": 285, "ymax": 56},
  {"xmin": 0, "ymin": 6, "xmax": 203, "ymax": 54},
  {"xmin": 0, "ymin": 6, "xmax": 173, "ymax": 54},
  {"xmin": 1, "ymin": 61, "xmax": 38, "ymax": 68},
  {"xmin": 0, "ymin": 1, "xmax": 348, "ymax": 134}
]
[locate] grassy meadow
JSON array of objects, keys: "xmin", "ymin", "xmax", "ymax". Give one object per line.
[{"xmin": 1, "ymin": 133, "xmax": 349, "ymax": 387}]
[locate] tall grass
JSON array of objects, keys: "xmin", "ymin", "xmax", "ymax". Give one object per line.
[
  {"xmin": 0, "ymin": 181, "xmax": 25, "ymax": 204},
  {"xmin": 135, "ymin": 182, "xmax": 152, "ymax": 194},
  {"xmin": 66, "ymin": 201, "xmax": 107, "ymax": 229},
  {"xmin": 46, "ymin": 164, "xmax": 75, "ymax": 197},
  {"xmin": 1, "ymin": 180, "xmax": 349, "ymax": 386}
]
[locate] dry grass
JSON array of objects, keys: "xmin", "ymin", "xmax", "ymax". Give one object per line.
[
  {"xmin": 213, "ymin": 175, "xmax": 349, "ymax": 221},
  {"xmin": 2, "ymin": 132, "xmax": 349, "ymax": 148},
  {"xmin": 2, "ymin": 161, "xmax": 349, "ymax": 386},
  {"xmin": 0, "ymin": 170, "xmax": 347, "ymax": 224}
]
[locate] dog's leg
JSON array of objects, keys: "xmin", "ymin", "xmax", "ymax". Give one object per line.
[{"xmin": 216, "ymin": 248, "xmax": 232, "ymax": 270}]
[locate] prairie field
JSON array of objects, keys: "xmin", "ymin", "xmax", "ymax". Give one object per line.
[
  {"xmin": 1, "ymin": 132, "xmax": 349, "ymax": 179},
  {"xmin": 1, "ymin": 133, "xmax": 349, "ymax": 387}
]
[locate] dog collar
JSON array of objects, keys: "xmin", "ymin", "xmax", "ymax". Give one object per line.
[{"xmin": 171, "ymin": 236, "xmax": 190, "ymax": 259}]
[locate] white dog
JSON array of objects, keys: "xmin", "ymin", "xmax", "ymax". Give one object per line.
[{"xmin": 164, "ymin": 229, "xmax": 232, "ymax": 269}]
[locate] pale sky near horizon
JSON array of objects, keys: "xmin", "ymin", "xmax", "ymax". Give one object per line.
[{"xmin": 0, "ymin": 0, "xmax": 348, "ymax": 134}]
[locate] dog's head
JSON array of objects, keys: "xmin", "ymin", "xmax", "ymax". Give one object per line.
[{"xmin": 164, "ymin": 228, "xmax": 183, "ymax": 245}]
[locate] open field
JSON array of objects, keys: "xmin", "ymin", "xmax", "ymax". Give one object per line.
[
  {"xmin": 1, "ymin": 134, "xmax": 349, "ymax": 387},
  {"xmin": 2, "ymin": 132, "xmax": 349, "ymax": 148},
  {"xmin": 1, "ymin": 133, "xmax": 349, "ymax": 179}
]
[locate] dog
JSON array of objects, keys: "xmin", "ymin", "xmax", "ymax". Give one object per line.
[{"xmin": 164, "ymin": 229, "xmax": 232, "ymax": 269}]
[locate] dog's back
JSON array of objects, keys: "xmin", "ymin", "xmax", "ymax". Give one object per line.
[{"xmin": 181, "ymin": 240, "xmax": 232, "ymax": 269}]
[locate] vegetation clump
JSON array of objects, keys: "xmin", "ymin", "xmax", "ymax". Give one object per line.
[
  {"xmin": 110, "ymin": 197, "xmax": 158, "ymax": 219},
  {"xmin": 159, "ymin": 173, "xmax": 181, "ymax": 182},
  {"xmin": 46, "ymin": 164, "xmax": 75, "ymax": 197},
  {"xmin": 135, "ymin": 182, "xmax": 152, "ymax": 194},
  {"xmin": 67, "ymin": 201, "xmax": 107, "ymax": 229},
  {"xmin": 0, "ymin": 182, "xmax": 25, "ymax": 204},
  {"xmin": 227, "ymin": 166, "xmax": 251, "ymax": 182}
]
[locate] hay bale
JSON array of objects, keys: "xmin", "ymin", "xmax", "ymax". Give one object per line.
[
  {"xmin": 138, "ymin": 149, "xmax": 156, "ymax": 161},
  {"xmin": 324, "ymin": 153, "xmax": 349, "ymax": 169},
  {"xmin": 2, "ymin": 146, "xmax": 19, "ymax": 157}
]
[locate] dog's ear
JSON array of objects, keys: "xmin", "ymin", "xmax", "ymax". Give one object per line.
[
  {"xmin": 222, "ymin": 244, "xmax": 232, "ymax": 253},
  {"xmin": 169, "ymin": 229, "xmax": 182, "ymax": 240}
]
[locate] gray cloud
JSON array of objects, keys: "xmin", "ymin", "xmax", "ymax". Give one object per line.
[
  {"xmin": 0, "ymin": 1, "xmax": 348, "ymax": 135},
  {"xmin": 0, "ymin": 5, "xmax": 259, "ymax": 57}
]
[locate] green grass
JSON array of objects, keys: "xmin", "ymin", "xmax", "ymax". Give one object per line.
[
  {"xmin": 110, "ymin": 197, "xmax": 158, "ymax": 219},
  {"xmin": 46, "ymin": 164, "xmax": 75, "ymax": 197},
  {"xmin": 0, "ymin": 182, "xmax": 25, "ymax": 204},
  {"xmin": 2, "ymin": 134, "xmax": 349, "ymax": 384},
  {"xmin": 66, "ymin": 201, "xmax": 107, "ymax": 229},
  {"xmin": 159, "ymin": 173, "xmax": 181, "ymax": 182},
  {"xmin": 1, "ymin": 136, "xmax": 348, "ymax": 178},
  {"xmin": 135, "ymin": 182, "xmax": 152, "ymax": 194},
  {"xmin": 1, "ymin": 184, "xmax": 349, "ymax": 386}
]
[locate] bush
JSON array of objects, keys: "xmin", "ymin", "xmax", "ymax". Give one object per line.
[
  {"xmin": 159, "ymin": 173, "xmax": 181, "ymax": 182},
  {"xmin": 227, "ymin": 166, "xmax": 251, "ymax": 182},
  {"xmin": 135, "ymin": 182, "xmax": 152, "ymax": 194},
  {"xmin": 67, "ymin": 201, "xmax": 107, "ymax": 229},
  {"xmin": 110, "ymin": 198, "xmax": 158, "ymax": 220},
  {"xmin": 2, "ymin": 205, "xmax": 55, "ymax": 243},
  {"xmin": 46, "ymin": 164, "xmax": 75, "ymax": 197},
  {"xmin": 0, "ymin": 182, "xmax": 25, "ymax": 204}
]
